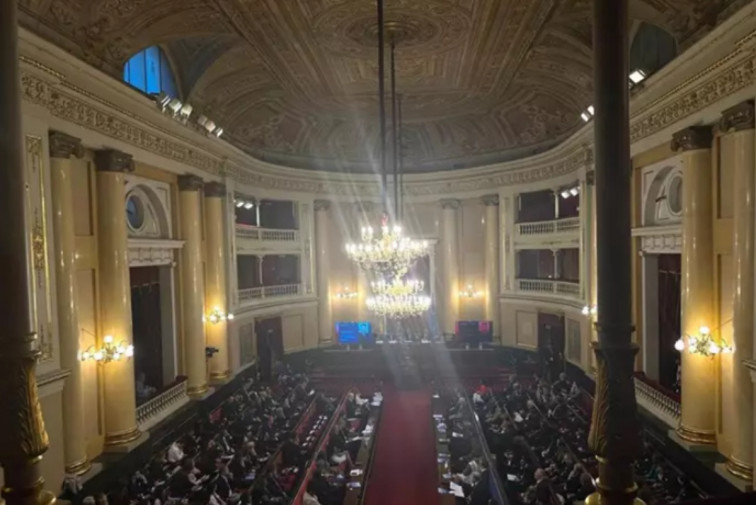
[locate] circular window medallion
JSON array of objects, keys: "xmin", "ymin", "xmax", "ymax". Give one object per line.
[
  {"xmin": 667, "ymin": 175, "xmax": 683, "ymax": 216},
  {"xmin": 126, "ymin": 194, "xmax": 145, "ymax": 231}
]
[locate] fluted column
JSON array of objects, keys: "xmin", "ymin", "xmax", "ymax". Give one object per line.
[
  {"xmin": 672, "ymin": 126, "xmax": 716, "ymax": 445},
  {"xmin": 179, "ymin": 175, "xmax": 208, "ymax": 396},
  {"xmin": 315, "ymin": 200, "xmax": 333, "ymax": 344},
  {"xmin": 482, "ymin": 195, "xmax": 500, "ymax": 338},
  {"xmin": 49, "ymin": 131, "xmax": 90, "ymax": 475},
  {"xmin": 204, "ymin": 182, "xmax": 231, "ymax": 383},
  {"xmin": 95, "ymin": 149, "xmax": 141, "ymax": 446},
  {"xmin": 721, "ymin": 101, "xmax": 755, "ymax": 480},
  {"xmin": 0, "ymin": 1, "xmax": 55, "ymax": 502},
  {"xmin": 440, "ymin": 199, "xmax": 460, "ymax": 337}
]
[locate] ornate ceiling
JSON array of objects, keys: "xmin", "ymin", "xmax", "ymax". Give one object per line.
[{"xmin": 19, "ymin": 0, "xmax": 747, "ymax": 172}]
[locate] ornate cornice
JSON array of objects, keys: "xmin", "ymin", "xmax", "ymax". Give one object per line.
[
  {"xmin": 440, "ymin": 198, "xmax": 461, "ymax": 210},
  {"xmin": 94, "ymin": 149, "xmax": 134, "ymax": 173},
  {"xmin": 48, "ymin": 130, "xmax": 83, "ymax": 159},
  {"xmin": 720, "ymin": 100, "xmax": 755, "ymax": 132},
  {"xmin": 481, "ymin": 194, "xmax": 499, "ymax": 206},
  {"xmin": 670, "ymin": 126, "xmax": 713, "ymax": 152},
  {"xmin": 314, "ymin": 199, "xmax": 331, "ymax": 211},
  {"xmin": 204, "ymin": 181, "xmax": 226, "ymax": 198},
  {"xmin": 178, "ymin": 175, "xmax": 204, "ymax": 192}
]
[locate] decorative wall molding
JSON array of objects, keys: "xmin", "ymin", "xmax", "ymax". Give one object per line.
[
  {"xmin": 128, "ymin": 239, "xmax": 184, "ymax": 267},
  {"xmin": 632, "ymin": 226, "xmax": 683, "ymax": 254}
]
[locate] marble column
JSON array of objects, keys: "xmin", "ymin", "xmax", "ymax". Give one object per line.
[
  {"xmin": 440, "ymin": 199, "xmax": 460, "ymax": 337},
  {"xmin": 178, "ymin": 175, "xmax": 208, "ymax": 396},
  {"xmin": 720, "ymin": 101, "xmax": 755, "ymax": 480},
  {"xmin": 0, "ymin": 1, "xmax": 55, "ymax": 502},
  {"xmin": 315, "ymin": 200, "xmax": 333, "ymax": 344},
  {"xmin": 204, "ymin": 182, "xmax": 231, "ymax": 383},
  {"xmin": 95, "ymin": 149, "xmax": 141, "ymax": 446},
  {"xmin": 587, "ymin": 0, "xmax": 643, "ymax": 503},
  {"xmin": 49, "ymin": 131, "xmax": 90, "ymax": 475},
  {"xmin": 671, "ymin": 126, "xmax": 716, "ymax": 445},
  {"xmin": 482, "ymin": 195, "xmax": 500, "ymax": 337}
]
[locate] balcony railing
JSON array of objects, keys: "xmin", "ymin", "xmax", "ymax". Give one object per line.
[
  {"xmin": 136, "ymin": 378, "xmax": 189, "ymax": 430},
  {"xmin": 517, "ymin": 279, "xmax": 581, "ymax": 298},
  {"xmin": 239, "ymin": 283, "xmax": 302, "ymax": 303},
  {"xmin": 235, "ymin": 224, "xmax": 299, "ymax": 242},
  {"xmin": 633, "ymin": 375, "xmax": 681, "ymax": 428},
  {"xmin": 517, "ymin": 217, "xmax": 580, "ymax": 236}
]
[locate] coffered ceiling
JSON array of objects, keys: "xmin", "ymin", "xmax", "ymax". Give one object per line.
[{"xmin": 19, "ymin": 0, "xmax": 747, "ymax": 172}]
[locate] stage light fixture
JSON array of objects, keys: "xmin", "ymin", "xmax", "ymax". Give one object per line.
[{"xmin": 629, "ymin": 69, "xmax": 647, "ymax": 85}]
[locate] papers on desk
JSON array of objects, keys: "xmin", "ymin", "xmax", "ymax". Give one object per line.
[
  {"xmin": 449, "ymin": 483, "xmax": 465, "ymax": 498},
  {"xmin": 438, "ymin": 438, "xmax": 449, "ymax": 444},
  {"xmin": 433, "ymin": 414, "xmax": 444, "ymax": 420},
  {"xmin": 347, "ymin": 482, "xmax": 361, "ymax": 489},
  {"xmin": 442, "ymin": 473, "xmax": 452, "ymax": 480},
  {"xmin": 438, "ymin": 488, "xmax": 449, "ymax": 495},
  {"xmin": 432, "ymin": 393, "xmax": 440, "ymax": 399},
  {"xmin": 507, "ymin": 474, "xmax": 519, "ymax": 482},
  {"xmin": 349, "ymin": 436, "xmax": 364, "ymax": 443},
  {"xmin": 451, "ymin": 431, "xmax": 463, "ymax": 438},
  {"xmin": 514, "ymin": 412, "xmax": 524, "ymax": 423},
  {"xmin": 350, "ymin": 469, "xmax": 364, "ymax": 477}
]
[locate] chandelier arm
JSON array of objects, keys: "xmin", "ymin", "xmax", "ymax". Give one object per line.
[
  {"xmin": 391, "ymin": 37, "xmax": 399, "ymax": 219},
  {"xmin": 377, "ymin": 0, "xmax": 388, "ymax": 213}
]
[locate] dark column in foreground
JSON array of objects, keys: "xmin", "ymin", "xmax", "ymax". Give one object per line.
[
  {"xmin": 587, "ymin": 1, "xmax": 643, "ymax": 505},
  {"xmin": 0, "ymin": 2, "xmax": 55, "ymax": 505}
]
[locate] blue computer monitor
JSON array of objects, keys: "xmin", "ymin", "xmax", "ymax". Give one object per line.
[{"xmin": 336, "ymin": 321, "xmax": 372, "ymax": 345}]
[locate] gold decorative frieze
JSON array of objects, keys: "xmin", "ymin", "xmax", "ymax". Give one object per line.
[{"xmin": 24, "ymin": 135, "xmax": 53, "ymax": 362}]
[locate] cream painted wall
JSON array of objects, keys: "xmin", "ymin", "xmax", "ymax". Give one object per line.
[
  {"xmin": 458, "ymin": 200, "xmax": 486, "ymax": 321},
  {"xmin": 39, "ymin": 391, "xmax": 66, "ymax": 493}
]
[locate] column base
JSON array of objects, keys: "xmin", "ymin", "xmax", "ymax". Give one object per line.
[
  {"xmin": 668, "ymin": 429, "xmax": 717, "ymax": 452},
  {"xmin": 715, "ymin": 462, "xmax": 753, "ymax": 492},
  {"xmin": 104, "ymin": 426, "xmax": 142, "ymax": 447},
  {"xmin": 64, "ymin": 457, "xmax": 92, "ymax": 476},
  {"xmin": 585, "ymin": 492, "xmax": 645, "ymax": 505},
  {"xmin": 103, "ymin": 431, "xmax": 148, "ymax": 454},
  {"xmin": 187, "ymin": 383, "xmax": 209, "ymax": 397},
  {"xmin": 209, "ymin": 370, "xmax": 231, "ymax": 384}
]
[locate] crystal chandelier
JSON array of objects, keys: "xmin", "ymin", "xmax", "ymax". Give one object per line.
[
  {"xmin": 346, "ymin": 216, "xmax": 430, "ymax": 275},
  {"xmin": 367, "ymin": 293, "xmax": 431, "ymax": 319},
  {"xmin": 371, "ymin": 277, "xmax": 425, "ymax": 296}
]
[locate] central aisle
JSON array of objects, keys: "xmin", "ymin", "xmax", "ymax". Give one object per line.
[{"xmin": 364, "ymin": 388, "xmax": 439, "ymax": 505}]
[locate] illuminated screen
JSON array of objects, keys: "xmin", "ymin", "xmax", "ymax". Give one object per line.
[{"xmin": 335, "ymin": 321, "xmax": 372, "ymax": 344}]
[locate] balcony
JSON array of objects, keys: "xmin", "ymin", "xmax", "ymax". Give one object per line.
[
  {"xmin": 236, "ymin": 224, "xmax": 299, "ymax": 242},
  {"xmin": 517, "ymin": 217, "xmax": 580, "ymax": 237},
  {"xmin": 239, "ymin": 283, "xmax": 303, "ymax": 304},
  {"xmin": 633, "ymin": 373, "xmax": 680, "ymax": 429},
  {"xmin": 136, "ymin": 378, "xmax": 190, "ymax": 431},
  {"xmin": 516, "ymin": 279, "xmax": 581, "ymax": 299}
]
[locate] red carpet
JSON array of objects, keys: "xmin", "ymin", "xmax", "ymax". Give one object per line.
[{"xmin": 364, "ymin": 388, "xmax": 439, "ymax": 505}]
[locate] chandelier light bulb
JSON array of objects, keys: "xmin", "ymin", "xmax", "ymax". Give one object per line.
[
  {"xmin": 582, "ymin": 306, "xmax": 590, "ymax": 315},
  {"xmin": 94, "ymin": 351, "xmax": 104, "ymax": 361},
  {"xmin": 699, "ymin": 326, "xmax": 710, "ymax": 335},
  {"xmin": 674, "ymin": 339, "xmax": 685, "ymax": 352},
  {"xmin": 104, "ymin": 335, "xmax": 113, "ymax": 344},
  {"xmin": 708, "ymin": 342, "xmax": 720, "ymax": 355},
  {"xmin": 125, "ymin": 345, "xmax": 134, "ymax": 357}
]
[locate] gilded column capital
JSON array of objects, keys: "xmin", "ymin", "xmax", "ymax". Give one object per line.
[
  {"xmin": 586, "ymin": 170, "xmax": 595, "ymax": 186},
  {"xmin": 481, "ymin": 194, "xmax": 499, "ymax": 206},
  {"xmin": 314, "ymin": 199, "xmax": 331, "ymax": 211},
  {"xmin": 719, "ymin": 100, "xmax": 755, "ymax": 133},
  {"xmin": 49, "ymin": 130, "xmax": 84, "ymax": 159},
  {"xmin": 440, "ymin": 198, "xmax": 460, "ymax": 210},
  {"xmin": 94, "ymin": 149, "xmax": 134, "ymax": 173},
  {"xmin": 178, "ymin": 174, "xmax": 204, "ymax": 192},
  {"xmin": 670, "ymin": 126, "xmax": 713, "ymax": 152},
  {"xmin": 204, "ymin": 181, "xmax": 226, "ymax": 198}
]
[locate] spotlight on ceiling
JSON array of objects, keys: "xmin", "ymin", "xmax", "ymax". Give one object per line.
[
  {"xmin": 204, "ymin": 120, "xmax": 216, "ymax": 134},
  {"xmin": 629, "ymin": 69, "xmax": 647, "ymax": 85},
  {"xmin": 179, "ymin": 103, "xmax": 193, "ymax": 118},
  {"xmin": 587, "ymin": 105, "xmax": 595, "ymax": 116},
  {"xmin": 581, "ymin": 112, "xmax": 591, "ymax": 122},
  {"xmin": 235, "ymin": 200, "xmax": 245, "ymax": 208},
  {"xmin": 244, "ymin": 202, "xmax": 254, "ymax": 210},
  {"xmin": 214, "ymin": 127, "xmax": 224, "ymax": 138},
  {"xmin": 167, "ymin": 98, "xmax": 183, "ymax": 115},
  {"xmin": 155, "ymin": 92, "xmax": 172, "ymax": 110},
  {"xmin": 561, "ymin": 190, "xmax": 571, "ymax": 199},
  {"xmin": 570, "ymin": 187, "xmax": 579, "ymax": 197}
]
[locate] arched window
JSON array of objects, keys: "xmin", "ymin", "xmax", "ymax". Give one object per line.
[
  {"xmin": 630, "ymin": 22, "xmax": 677, "ymax": 76},
  {"xmin": 123, "ymin": 46, "xmax": 178, "ymax": 98}
]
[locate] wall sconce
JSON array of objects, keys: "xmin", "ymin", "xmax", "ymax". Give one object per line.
[
  {"xmin": 334, "ymin": 287, "xmax": 358, "ymax": 300},
  {"xmin": 205, "ymin": 307, "xmax": 234, "ymax": 325},
  {"xmin": 460, "ymin": 284, "xmax": 482, "ymax": 299},
  {"xmin": 582, "ymin": 305, "xmax": 597, "ymax": 317},
  {"xmin": 80, "ymin": 335, "xmax": 134, "ymax": 363},
  {"xmin": 674, "ymin": 326, "xmax": 733, "ymax": 357}
]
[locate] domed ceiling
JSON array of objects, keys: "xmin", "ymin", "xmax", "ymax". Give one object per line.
[{"xmin": 19, "ymin": 0, "xmax": 747, "ymax": 172}]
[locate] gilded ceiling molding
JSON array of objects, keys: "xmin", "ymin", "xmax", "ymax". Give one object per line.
[{"xmin": 719, "ymin": 100, "xmax": 755, "ymax": 132}]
